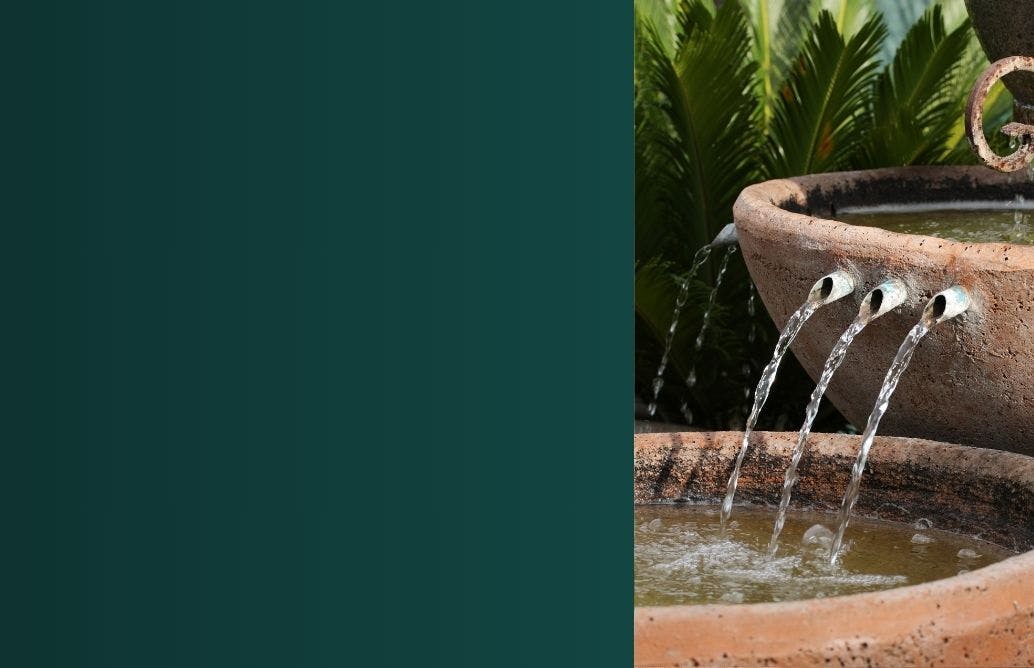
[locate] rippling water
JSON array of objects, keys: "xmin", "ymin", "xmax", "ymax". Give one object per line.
[{"xmin": 635, "ymin": 504, "xmax": 1015, "ymax": 606}]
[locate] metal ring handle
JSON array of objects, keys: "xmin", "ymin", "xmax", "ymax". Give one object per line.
[{"xmin": 966, "ymin": 56, "xmax": 1034, "ymax": 172}]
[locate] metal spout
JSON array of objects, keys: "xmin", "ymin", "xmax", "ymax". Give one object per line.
[
  {"xmin": 708, "ymin": 223, "xmax": 738, "ymax": 248},
  {"xmin": 860, "ymin": 279, "xmax": 908, "ymax": 321},
  {"xmin": 807, "ymin": 270, "xmax": 854, "ymax": 306},
  {"xmin": 922, "ymin": 286, "xmax": 971, "ymax": 326}
]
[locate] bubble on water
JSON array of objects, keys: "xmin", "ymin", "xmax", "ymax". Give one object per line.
[
  {"xmin": 803, "ymin": 524, "xmax": 834, "ymax": 545},
  {"xmin": 719, "ymin": 591, "xmax": 745, "ymax": 604},
  {"xmin": 914, "ymin": 518, "xmax": 933, "ymax": 530},
  {"xmin": 911, "ymin": 533, "xmax": 934, "ymax": 545},
  {"xmin": 957, "ymin": 548, "xmax": 980, "ymax": 559},
  {"xmin": 647, "ymin": 518, "xmax": 662, "ymax": 531}
]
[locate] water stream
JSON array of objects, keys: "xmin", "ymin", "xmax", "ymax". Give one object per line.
[
  {"xmin": 768, "ymin": 314, "xmax": 869, "ymax": 554},
  {"xmin": 679, "ymin": 245, "xmax": 736, "ymax": 425},
  {"xmin": 828, "ymin": 320, "xmax": 931, "ymax": 563},
  {"xmin": 646, "ymin": 246, "xmax": 712, "ymax": 417},
  {"xmin": 721, "ymin": 272, "xmax": 854, "ymax": 526}
]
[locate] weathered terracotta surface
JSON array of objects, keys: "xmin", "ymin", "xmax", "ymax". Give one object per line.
[
  {"xmin": 734, "ymin": 165, "xmax": 1034, "ymax": 454},
  {"xmin": 634, "ymin": 431, "xmax": 1034, "ymax": 667}
]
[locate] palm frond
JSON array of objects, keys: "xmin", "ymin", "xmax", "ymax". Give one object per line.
[
  {"xmin": 821, "ymin": 0, "xmax": 875, "ymax": 37},
  {"xmin": 635, "ymin": 0, "xmax": 758, "ymax": 260},
  {"xmin": 874, "ymin": 0, "xmax": 934, "ymax": 63},
  {"xmin": 749, "ymin": 0, "xmax": 816, "ymax": 130},
  {"xmin": 764, "ymin": 11, "xmax": 886, "ymax": 176},
  {"xmin": 853, "ymin": 6, "xmax": 972, "ymax": 167}
]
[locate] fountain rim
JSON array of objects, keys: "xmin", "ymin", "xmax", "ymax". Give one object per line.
[
  {"xmin": 734, "ymin": 165, "xmax": 1034, "ymax": 272},
  {"xmin": 635, "ymin": 431, "xmax": 1034, "ymax": 612},
  {"xmin": 634, "ymin": 430, "xmax": 1034, "ymax": 663}
]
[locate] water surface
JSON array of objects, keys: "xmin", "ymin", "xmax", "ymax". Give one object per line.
[
  {"xmin": 838, "ymin": 202, "xmax": 1034, "ymax": 244},
  {"xmin": 635, "ymin": 504, "xmax": 1015, "ymax": 606}
]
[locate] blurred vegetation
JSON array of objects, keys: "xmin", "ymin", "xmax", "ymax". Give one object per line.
[{"xmin": 635, "ymin": 0, "xmax": 1013, "ymax": 430}]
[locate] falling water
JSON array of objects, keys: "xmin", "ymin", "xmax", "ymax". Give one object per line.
[
  {"xmin": 742, "ymin": 283, "xmax": 758, "ymax": 416},
  {"xmin": 679, "ymin": 245, "xmax": 737, "ymax": 424},
  {"xmin": 719, "ymin": 300, "xmax": 818, "ymax": 524},
  {"xmin": 720, "ymin": 271, "xmax": 854, "ymax": 525},
  {"xmin": 768, "ymin": 280, "xmax": 907, "ymax": 554},
  {"xmin": 827, "ymin": 321, "xmax": 929, "ymax": 564},
  {"xmin": 646, "ymin": 246, "xmax": 712, "ymax": 417},
  {"xmin": 1013, "ymin": 194, "xmax": 1028, "ymax": 242},
  {"xmin": 767, "ymin": 316, "xmax": 867, "ymax": 553},
  {"xmin": 828, "ymin": 287, "xmax": 970, "ymax": 564}
]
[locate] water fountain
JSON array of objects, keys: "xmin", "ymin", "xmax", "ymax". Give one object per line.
[
  {"xmin": 635, "ymin": 431, "xmax": 1034, "ymax": 666},
  {"xmin": 635, "ymin": 3, "xmax": 1034, "ymax": 664},
  {"xmin": 768, "ymin": 279, "xmax": 907, "ymax": 554},
  {"xmin": 645, "ymin": 224, "xmax": 738, "ymax": 421},
  {"xmin": 721, "ymin": 270, "xmax": 854, "ymax": 525},
  {"xmin": 828, "ymin": 287, "xmax": 971, "ymax": 564}
]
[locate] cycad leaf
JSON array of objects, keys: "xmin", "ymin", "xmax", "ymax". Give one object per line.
[
  {"xmin": 875, "ymin": 0, "xmax": 934, "ymax": 63},
  {"xmin": 764, "ymin": 10, "xmax": 886, "ymax": 176},
  {"xmin": 821, "ymin": 0, "xmax": 875, "ymax": 37},
  {"xmin": 637, "ymin": 0, "xmax": 679, "ymax": 57},
  {"xmin": 750, "ymin": 0, "xmax": 815, "ymax": 130},
  {"xmin": 854, "ymin": 6, "xmax": 972, "ymax": 167},
  {"xmin": 637, "ymin": 0, "xmax": 758, "ymax": 258}
]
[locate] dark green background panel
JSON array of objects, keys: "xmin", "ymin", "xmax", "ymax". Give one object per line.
[{"xmin": 1, "ymin": 1, "xmax": 629, "ymax": 666}]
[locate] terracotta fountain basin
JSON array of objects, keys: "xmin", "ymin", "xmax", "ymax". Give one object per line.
[
  {"xmin": 634, "ymin": 430, "xmax": 1034, "ymax": 667},
  {"xmin": 734, "ymin": 165, "xmax": 1034, "ymax": 454}
]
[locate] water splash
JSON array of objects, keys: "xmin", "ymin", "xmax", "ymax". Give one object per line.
[
  {"xmin": 1013, "ymin": 194, "xmax": 1029, "ymax": 242},
  {"xmin": 768, "ymin": 280, "xmax": 907, "ymax": 554},
  {"xmin": 720, "ymin": 301, "xmax": 817, "ymax": 524},
  {"xmin": 742, "ymin": 284, "xmax": 757, "ymax": 414},
  {"xmin": 646, "ymin": 246, "xmax": 712, "ymax": 417},
  {"xmin": 827, "ymin": 321, "xmax": 929, "ymax": 563},
  {"xmin": 768, "ymin": 316, "xmax": 867, "ymax": 553},
  {"xmin": 828, "ymin": 287, "xmax": 971, "ymax": 564},
  {"xmin": 679, "ymin": 245, "xmax": 737, "ymax": 424},
  {"xmin": 720, "ymin": 271, "xmax": 854, "ymax": 526}
]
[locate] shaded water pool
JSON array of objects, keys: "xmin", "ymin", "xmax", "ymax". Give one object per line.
[
  {"xmin": 635, "ymin": 504, "xmax": 1015, "ymax": 606},
  {"xmin": 837, "ymin": 201, "xmax": 1034, "ymax": 244}
]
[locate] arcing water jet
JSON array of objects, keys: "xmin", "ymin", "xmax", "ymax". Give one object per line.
[
  {"xmin": 829, "ymin": 286, "xmax": 972, "ymax": 564},
  {"xmin": 720, "ymin": 270, "xmax": 855, "ymax": 525}
]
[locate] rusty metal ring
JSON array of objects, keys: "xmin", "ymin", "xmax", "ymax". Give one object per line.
[{"xmin": 966, "ymin": 56, "xmax": 1034, "ymax": 172}]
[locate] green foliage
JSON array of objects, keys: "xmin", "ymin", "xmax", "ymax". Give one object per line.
[
  {"xmin": 635, "ymin": 0, "xmax": 1011, "ymax": 429},
  {"xmin": 636, "ymin": 0, "xmax": 758, "ymax": 260},
  {"xmin": 854, "ymin": 6, "xmax": 973, "ymax": 167},
  {"xmin": 764, "ymin": 11, "xmax": 886, "ymax": 176}
]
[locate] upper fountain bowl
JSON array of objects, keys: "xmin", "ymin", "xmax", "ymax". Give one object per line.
[{"xmin": 734, "ymin": 165, "xmax": 1034, "ymax": 454}]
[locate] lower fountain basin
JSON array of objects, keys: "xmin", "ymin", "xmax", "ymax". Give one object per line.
[
  {"xmin": 634, "ymin": 431, "xmax": 1034, "ymax": 667},
  {"xmin": 734, "ymin": 165, "xmax": 1034, "ymax": 453}
]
